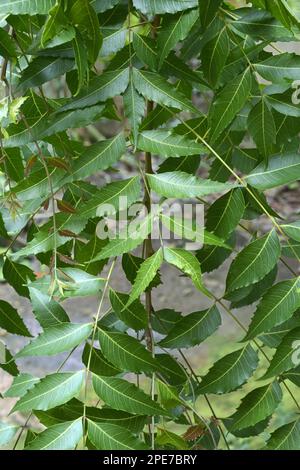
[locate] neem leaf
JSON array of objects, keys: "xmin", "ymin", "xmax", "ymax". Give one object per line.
[
  {"xmin": 87, "ymin": 420, "xmax": 148, "ymax": 450},
  {"xmin": 98, "ymin": 329, "xmax": 159, "ymax": 373},
  {"xmin": 244, "ymin": 278, "xmax": 300, "ymax": 341},
  {"xmin": 197, "ymin": 345, "xmax": 259, "ymax": 394},
  {"xmin": 226, "ymin": 230, "xmax": 281, "ymax": 293},
  {"xmin": 92, "ymin": 375, "xmax": 169, "ymax": 416},
  {"xmin": 225, "ymin": 382, "xmax": 283, "ymax": 433},
  {"xmin": 16, "ymin": 323, "xmax": 92, "ymax": 357},
  {"xmin": 0, "ymin": 300, "xmax": 32, "ymax": 337},
  {"xmin": 25, "ymin": 419, "xmax": 83, "ymax": 450},
  {"xmin": 12, "ymin": 371, "xmax": 85, "ymax": 413},
  {"xmin": 159, "ymin": 305, "xmax": 221, "ymax": 349}
]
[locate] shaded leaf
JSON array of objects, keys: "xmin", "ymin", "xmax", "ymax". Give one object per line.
[
  {"xmin": 0, "ymin": 300, "xmax": 31, "ymax": 337},
  {"xmin": 159, "ymin": 305, "xmax": 221, "ymax": 349},
  {"xmin": 198, "ymin": 345, "xmax": 259, "ymax": 394},
  {"xmin": 225, "ymin": 382, "xmax": 282, "ymax": 433}
]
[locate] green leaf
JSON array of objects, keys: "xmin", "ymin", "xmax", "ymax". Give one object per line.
[
  {"xmin": 0, "ymin": 345, "xmax": 19, "ymax": 377},
  {"xmin": 265, "ymin": 419, "xmax": 300, "ymax": 450},
  {"xmin": 92, "ymin": 0, "xmax": 120, "ymax": 13},
  {"xmin": 156, "ymin": 428, "xmax": 189, "ymax": 450},
  {"xmin": 4, "ymin": 373, "xmax": 39, "ymax": 398},
  {"xmin": 87, "ymin": 420, "xmax": 148, "ymax": 450},
  {"xmin": 156, "ymin": 353, "xmax": 188, "ymax": 386},
  {"xmin": 8, "ymin": 167, "xmax": 64, "ymax": 200},
  {"xmin": 151, "ymin": 309, "xmax": 182, "ymax": 334},
  {"xmin": 244, "ymin": 278, "xmax": 300, "ymax": 341},
  {"xmin": 60, "ymin": 68, "xmax": 129, "ymax": 112},
  {"xmin": 224, "ymin": 416, "xmax": 272, "ymax": 439},
  {"xmin": 0, "ymin": 300, "xmax": 31, "ymax": 337},
  {"xmin": 205, "ymin": 188, "xmax": 245, "ymax": 240},
  {"xmin": 265, "ymin": 0, "xmax": 299, "ymax": 29},
  {"xmin": 127, "ymin": 248, "xmax": 164, "ymax": 305},
  {"xmin": 226, "ymin": 382, "xmax": 283, "ymax": 433},
  {"xmin": 75, "ymin": 236, "xmax": 107, "ymax": 276},
  {"xmin": 70, "ymin": 0, "xmax": 102, "ymax": 63},
  {"xmin": 202, "ymin": 26, "xmax": 230, "ymax": 87},
  {"xmin": 12, "ymin": 371, "xmax": 85, "ymax": 413},
  {"xmin": 161, "ymin": 213, "xmax": 227, "ymax": 247},
  {"xmin": 232, "ymin": 147, "xmax": 261, "ymax": 173},
  {"xmin": 0, "ymin": 28, "xmax": 17, "ymax": 59},
  {"xmin": 282, "ymin": 365, "xmax": 300, "ymax": 387},
  {"xmin": 70, "ymin": 133, "xmax": 125, "ymax": 181},
  {"xmin": 16, "ymin": 323, "xmax": 92, "ymax": 357},
  {"xmin": 259, "ymin": 311, "xmax": 300, "ymax": 349},
  {"xmin": 262, "ymin": 328, "xmax": 300, "ymax": 379},
  {"xmin": 197, "ymin": 232, "xmax": 235, "ymax": 273},
  {"xmin": 248, "ymin": 98, "xmax": 276, "ymax": 162},
  {"xmin": 109, "ymin": 289, "xmax": 147, "ymax": 331},
  {"xmin": 101, "ymin": 28, "xmax": 126, "ymax": 57},
  {"xmin": 124, "ymin": 72, "xmax": 145, "ymax": 146},
  {"xmin": 133, "ymin": 68, "xmax": 198, "ymax": 114},
  {"xmin": 30, "ymin": 268, "xmax": 105, "ymax": 299},
  {"xmin": 266, "ymin": 92, "xmax": 300, "ymax": 117},
  {"xmin": 91, "ymin": 212, "xmax": 153, "ymax": 261},
  {"xmin": 92, "ymin": 375, "xmax": 169, "ymax": 416},
  {"xmin": 157, "ymin": 379, "xmax": 182, "ymax": 409},
  {"xmin": 254, "ymin": 53, "xmax": 300, "ymax": 83},
  {"xmin": 0, "ymin": 0, "xmax": 56, "ymax": 15},
  {"xmin": 25, "ymin": 419, "xmax": 83, "ymax": 450},
  {"xmin": 3, "ymin": 258, "xmax": 35, "ymax": 298},
  {"xmin": 72, "ymin": 31, "xmax": 89, "ymax": 94},
  {"xmin": 245, "ymin": 153, "xmax": 300, "ymax": 190},
  {"xmin": 161, "ymin": 51, "xmax": 204, "ymax": 83},
  {"xmin": 35, "ymin": 399, "xmax": 147, "ymax": 433},
  {"xmin": 232, "ymin": 9, "xmax": 294, "ymax": 41},
  {"xmin": 197, "ymin": 345, "xmax": 259, "ymax": 394},
  {"xmin": 4, "ymin": 105, "xmax": 105, "ymax": 148},
  {"xmin": 0, "ymin": 148, "xmax": 24, "ymax": 182},
  {"xmin": 147, "ymin": 171, "xmax": 236, "ymax": 199},
  {"xmin": 199, "ymin": 0, "xmax": 223, "ymax": 28},
  {"xmin": 41, "ymin": 2, "xmax": 69, "ymax": 47},
  {"xmin": 132, "ymin": 33, "xmax": 158, "ymax": 71},
  {"xmin": 136, "ymin": 130, "xmax": 206, "ymax": 157},
  {"xmin": 163, "ymin": 247, "xmax": 210, "ymax": 295},
  {"xmin": 226, "ymin": 230, "xmax": 281, "ymax": 293},
  {"xmin": 0, "ymin": 422, "xmax": 18, "ymax": 447},
  {"xmin": 228, "ymin": 266, "xmax": 278, "ymax": 310},
  {"xmin": 157, "ymin": 9, "xmax": 198, "ymax": 69},
  {"xmin": 29, "ymin": 287, "xmax": 70, "ymax": 328},
  {"xmin": 98, "ymin": 329, "xmax": 159, "ymax": 373},
  {"xmin": 132, "ymin": 0, "xmax": 197, "ymax": 15},
  {"xmin": 209, "ymin": 67, "xmax": 252, "ymax": 143},
  {"xmin": 281, "ymin": 220, "xmax": 300, "ymax": 242},
  {"xmin": 78, "ymin": 177, "xmax": 141, "ymax": 219},
  {"xmin": 17, "ymin": 57, "xmax": 74, "ymax": 92},
  {"xmin": 11, "ymin": 213, "xmax": 87, "ymax": 258},
  {"xmin": 122, "ymin": 253, "xmax": 161, "ymax": 290},
  {"xmin": 159, "ymin": 305, "xmax": 221, "ymax": 349},
  {"xmin": 82, "ymin": 343, "xmax": 121, "ymax": 376}
]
